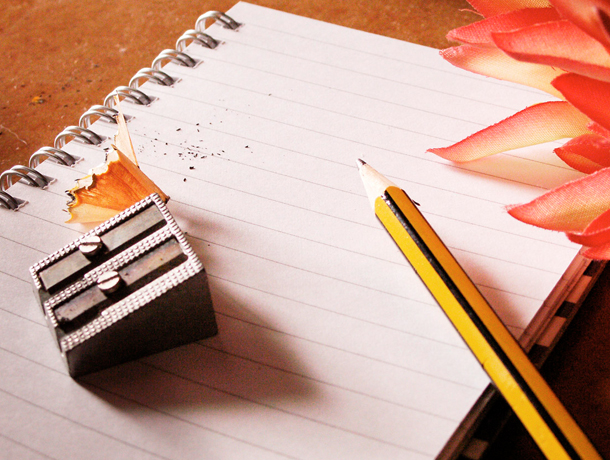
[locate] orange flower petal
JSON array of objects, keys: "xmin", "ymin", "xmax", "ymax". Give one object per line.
[
  {"xmin": 448, "ymin": 7, "xmax": 560, "ymax": 46},
  {"xmin": 567, "ymin": 208, "xmax": 610, "ymax": 247},
  {"xmin": 581, "ymin": 242, "xmax": 610, "ymax": 259},
  {"xmin": 467, "ymin": 0, "xmax": 552, "ymax": 17},
  {"xmin": 507, "ymin": 166, "xmax": 610, "ymax": 232},
  {"xmin": 440, "ymin": 45, "xmax": 565, "ymax": 97},
  {"xmin": 552, "ymin": 73, "xmax": 610, "ymax": 131},
  {"xmin": 587, "ymin": 121, "xmax": 610, "ymax": 137},
  {"xmin": 549, "ymin": 0, "xmax": 610, "ymax": 50},
  {"xmin": 428, "ymin": 101, "xmax": 591, "ymax": 162},
  {"xmin": 555, "ymin": 133, "xmax": 610, "ymax": 173},
  {"xmin": 492, "ymin": 20, "xmax": 610, "ymax": 82}
]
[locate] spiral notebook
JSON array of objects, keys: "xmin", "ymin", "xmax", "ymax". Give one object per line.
[{"xmin": 0, "ymin": 3, "xmax": 602, "ymax": 459}]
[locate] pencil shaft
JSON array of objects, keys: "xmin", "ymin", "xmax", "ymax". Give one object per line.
[{"xmin": 359, "ymin": 161, "xmax": 600, "ymax": 460}]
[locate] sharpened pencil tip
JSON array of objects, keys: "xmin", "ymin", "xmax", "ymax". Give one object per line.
[
  {"xmin": 358, "ymin": 160, "xmax": 397, "ymax": 210},
  {"xmin": 356, "ymin": 158, "xmax": 366, "ymax": 168}
]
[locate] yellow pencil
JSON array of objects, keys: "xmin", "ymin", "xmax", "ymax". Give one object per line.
[{"xmin": 357, "ymin": 159, "xmax": 601, "ymax": 460}]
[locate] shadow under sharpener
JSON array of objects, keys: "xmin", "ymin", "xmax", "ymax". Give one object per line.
[{"xmin": 30, "ymin": 193, "xmax": 217, "ymax": 378}]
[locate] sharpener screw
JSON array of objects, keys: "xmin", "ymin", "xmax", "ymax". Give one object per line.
[
  {"xmin": 97, "ymin": 270, "xmax": 123, "ymax": 294},
  {"xmin": 79, "ymin": 235, "xmax": 104, "ymax": 257}
]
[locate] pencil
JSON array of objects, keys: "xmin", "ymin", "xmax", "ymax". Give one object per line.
[{"xmin": 357, "ymin": 159, "xmax": 601, "ymax": 460}]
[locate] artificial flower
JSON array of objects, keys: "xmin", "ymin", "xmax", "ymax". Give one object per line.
[{"xmin": 428, "ymin": 0, "xmax": 610, "ymax": 259}]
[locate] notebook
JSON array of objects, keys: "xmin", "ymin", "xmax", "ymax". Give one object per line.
[{"xmin": 0, "ymin": 3, "xmax": 601, "ymax": 459}]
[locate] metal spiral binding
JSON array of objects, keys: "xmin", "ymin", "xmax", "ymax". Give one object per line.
[
  {"xmin": 0, "ymin": 191, "xmax": 23, "ymax": 210},
  {"xmin": 104, "ymin": 86, "xmax": 152, "ymax": 107},
  {"xmin": 79, "ymin": 105, "xmax": 119, "ymax": 128},
  {"xmin": 0, "ymin": 165, "xmax": 56, "ymax": 209},
  {"xmin": 3, "ymin": 10, "xmax": 240, "ymax": 212},
  {"xmin": 195, "ymin": 11, "xmax": 241, "ymax": 31},
  {"xmin": 129, "ymin": 68, "xmax": 175, "ymax": 88},
  {"xmin": 29, "ymin": 147, "xmax": 80, "ymax": 168},
  {"xmin": 2, "ymin": 143, "xmax": 83, "ymax": 209},
  {"xmin": 151, "ymin": 49, "xmax": 198, "ymax": 70},
  {"xmin": 1, "ymin": 165, "xmax": 54, "ymax": 190},
  {"xmin": 176, "ymin": 30, "xmax": 219, "ymax": 51},
  {"xmin": 55, "ymin": 126, "xmax": 103, "ymax": 149}
]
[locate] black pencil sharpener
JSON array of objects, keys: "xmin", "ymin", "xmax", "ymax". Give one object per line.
[{"xmin": 30, "ymin": 193, "xmax": 217, "ymax": 378}]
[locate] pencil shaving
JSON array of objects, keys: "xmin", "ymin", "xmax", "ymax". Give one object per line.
[
  {"xmin": 66, "ymin": 99, "xmax": 168, "ymax": 223},
  {"xmin": 113, "ymin": 102, "xmax": 138, "ymax": 166}
]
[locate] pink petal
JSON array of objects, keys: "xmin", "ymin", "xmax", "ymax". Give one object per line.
[
  {"xmin": 492, "ymin": 20, "xmax": 610, "ymax": 82},
  {"xmin": 440, "ymin": 45, "xmax": 564, "ymax": 97},
  {"xmin": 448, "ymin": 8, "xmax": 561, "ymax": 46},
  {"xmin": 467, "ymin": 0, "xmax": 552, "ymax": 17},
  {"xmin": 552, "ymin": 73, "xmax": 610, "ymax": 131},
  {"xmin": 555, "ymin": 134, "xmax": 610, "ymax": 173},
  {"xmin": 507, "ymin": 166, "xmax": 610, "ymax": 232},
  {"xmin": 428, "ymin": 101, "xmax": 590, "ymax": 162},
  {"xmin": 550, "ymin": 0, "xmax": 610, "ymax": 50},
  {"xmin": 567, "ymin": 208, "xmax": 610, "ymax": 247}
]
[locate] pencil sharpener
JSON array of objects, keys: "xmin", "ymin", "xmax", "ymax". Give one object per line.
[{"xmin": 29, "ymin": 193, "xmax": 217, "ymax": 378}]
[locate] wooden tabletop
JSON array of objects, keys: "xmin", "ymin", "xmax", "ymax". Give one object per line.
[{"xmin": 1, "ymin": 1, "xmax": 608, "ymax": 458}]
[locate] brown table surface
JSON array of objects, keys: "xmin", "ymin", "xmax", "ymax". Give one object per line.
[{"xmin": 1, "ymin": 1, "xmax": 609, "ymax": 458}]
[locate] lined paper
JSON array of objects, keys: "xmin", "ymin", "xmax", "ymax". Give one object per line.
[{"xmin": 0, "ymin": 3, "xmax": 586, "ymax": 459}]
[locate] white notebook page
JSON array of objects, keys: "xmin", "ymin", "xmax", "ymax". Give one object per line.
[{"xmin": 0, "ymin": 3, "xmax": 586, "ymax": 459}]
